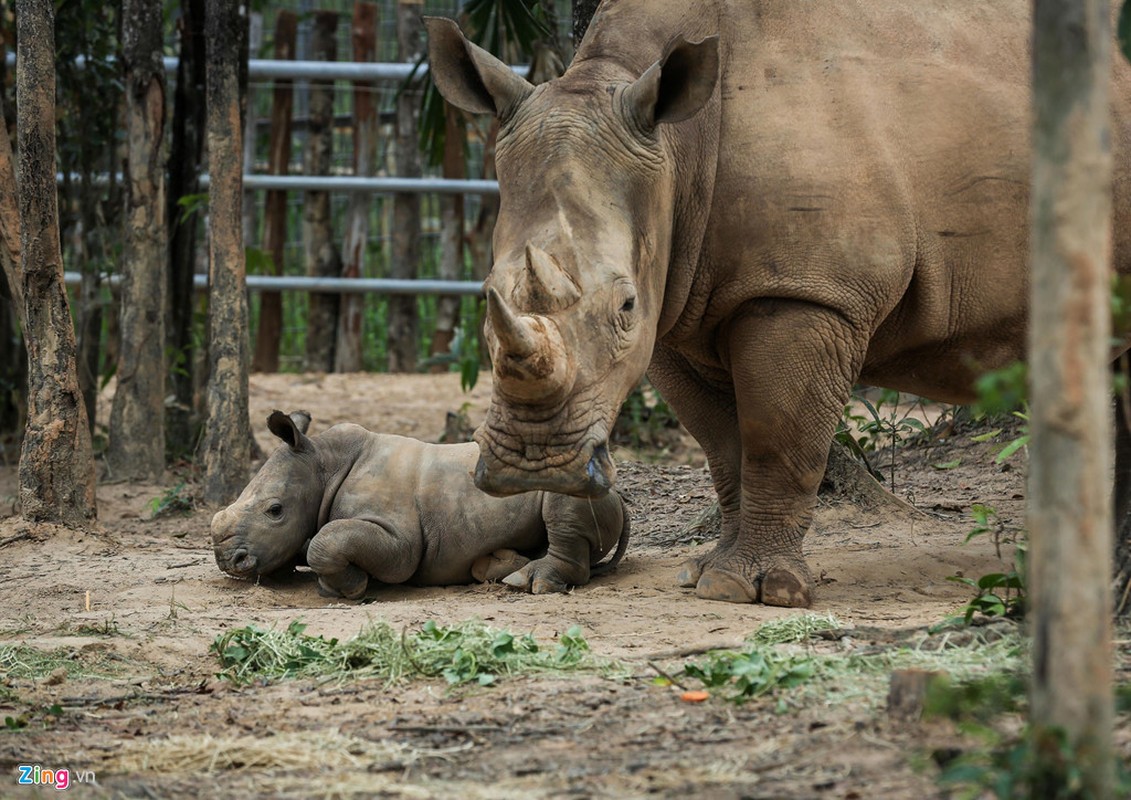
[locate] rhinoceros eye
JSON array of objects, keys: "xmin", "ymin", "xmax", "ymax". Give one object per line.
[
  {"xmin": 265, "ymin": 502, "xmax": 284, "ymax": 519},
  {"xmin": 620, "ymin": 296, "xmax": 635, "ymax": 313}
]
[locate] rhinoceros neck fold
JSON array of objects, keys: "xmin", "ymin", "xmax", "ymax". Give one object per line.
[{"xmin": 312, "ymin": 426, "xmax": 367, "ymax": 529}]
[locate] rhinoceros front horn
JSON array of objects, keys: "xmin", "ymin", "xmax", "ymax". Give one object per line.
[{"xmin": 485, "ymin": 287, "xmax": 575, "ymax": 401}]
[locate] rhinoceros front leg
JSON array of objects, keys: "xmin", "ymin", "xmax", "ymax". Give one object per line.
[
  {"xmin": 306, "ymin": 519, "xmax": 422, "ymax": 600},
  {"xmin": 502, "ymin": 493, "xmax": 625, "ymax": 594},
  {"xmin": 674, "ymin": 300, "xmax": 864, "ymax": 607},
  {"xmin": 471, "ymin": 549, "xmax": 531, "ymax": 582}
]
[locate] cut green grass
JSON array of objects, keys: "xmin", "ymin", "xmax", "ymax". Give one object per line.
[{"xmin": 211, "ymin": 619, "xmax": 622, "ymax": 687}]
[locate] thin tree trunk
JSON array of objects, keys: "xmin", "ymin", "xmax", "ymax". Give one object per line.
[
  {"xmin": 303, "ymin": 10, "xmax": 341, "ymax": 373},
  {"xmin": 1028, "ymin": 0, "xmax": 1114, "ymax": 795},
  {"xmin": 336, "ymin": 1, "xmax": 378, "ymax": 374},
  {"xmin": 15, "ymin": 0, "xmax": 97, "ymax": 524},
  {"xmin": 199, "ymin": 0, "xmax": 251, "ymax": 506},
  {"xmin": 0, "ymin": 92, "xmax": 25, "ymax": 440},
  {"xmin": 251, "ymin": 10, "xmax": 297, "ymax": 374},
  {"xmin": 167, "ymin": 0, "xmax": 206, "ymax": 459},
  {"xmin": 389, "ymin": 0, "xmax": 423, "ymax": 373},
  {"xmin": 108, "ymin": 0, "xmax": 167, "ymax": 481},
  {"xmin": 241, "ymin": 12, "xmax": 262, "ymax": 252},
  {"xmin": 572, "ymin": 0, "xmax": 600, "ymax": 50},
  {"xmin": 430, "ymin": 103, "xmax": 464, "ymax": 372},
  {"xmin": 467, "ymin": 120, "xmax": 498, "ymax": 366}
]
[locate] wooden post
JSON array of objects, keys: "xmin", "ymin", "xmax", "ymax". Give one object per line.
[
  {"xmin": 108, "ymin": 0, "xmax": 167, "ymax": 481},
  {"xmin": 336, "ymin": 1, "xmax": 378, "ymax": 373},
  {"xmin": 429, "ymin": 103, "xmax": 465, "ymax": 372},
  {"xmin": 14, "ymin": 0, "xmax": 97, "ymax": 524},
  {"xmin": 388, "ymin": 0, "xmax": 423, "ymax": 373},
  {"xmin": 199, "ymin": 0, "xmax": 251, "ymax": 506},
  {"xmin": 251, "ymin": 10, "xmax": 297, "ymax": 374},
  {"xmin": 1029, "ymin": 0, "xmax": 1114, "ymax": 795},
  {"xmin": 302, "ymin": 10, "xmax": 341, "ymax": 373}
]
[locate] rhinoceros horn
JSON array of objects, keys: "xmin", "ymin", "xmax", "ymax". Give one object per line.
[
  {"xmin": 486, "ymin": 287, "xmax": 538, "ymax": 359},
  {"xmin": 524, "ymin": 244, "xmax": 580, "ymax": 312}
]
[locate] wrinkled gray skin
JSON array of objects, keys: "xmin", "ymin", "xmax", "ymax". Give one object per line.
[
  {"xmin": 210, "ymin": 411, "xmax": 628, "ymax": 600},
  {"xmin": 426, "ymin": 1, "xmax": 1131, "ymax": 607}
]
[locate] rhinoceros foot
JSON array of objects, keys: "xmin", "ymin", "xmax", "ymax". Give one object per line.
[
  {"xmin": 316, "ymin": 566, "xmax": 369, "ymax": 601},
  {"xmin": 677, "ymin": 552, "xmax": 813, "ymax": 607},
  {"xmin": 501, "ymin": 558, "xmax": 573, "ymax": 594}
]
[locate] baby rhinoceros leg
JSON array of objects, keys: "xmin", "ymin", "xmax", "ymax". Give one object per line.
[
  {"xmin": 306, "ymin": 519, "xmax": 421, "ymax": 600},
  {"xmin": 471, "ymin": 549, "xmax": 531, "ymax": 583},
  {"xmin": 503, "ymin": 494, "xmax": 625, "ymax": 594}
]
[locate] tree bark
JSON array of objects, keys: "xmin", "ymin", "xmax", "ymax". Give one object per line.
[
  {"xmin": 15, "ymin": 0, "xmax": 97, "ymax": 524},
  {"xmin": 108, "ymin": 0, "xmax": 167, "ymax": 482},
  {"xmin": 429, "ymin": 105, "xmax": 465, "ymax": 372},
  {"xmin": 572, "ymin": 0, "xmax": 600, "ymax": 50},
  {"xmin": 336, "ymin": 1, "xmax": 378, "ymax": 374},
  {"xmin": 0, "ymin": 92, "xmax": 25, "ymax": 439},
  {"xmin": 1029, "ymin": 0, "xmax": 1114, "ymax": 795},
  {"xmin": 251, "ymin": 10, "xmax": 297, "ymax": 374},
  {"xmin": 389, "ymin": 0, "xmax": 423, "ymax": 373},
  {"xmin": 198, "ymin": 0, "xmax": 251, "ymax": 506},
  {"xmin": 303, "ymin": 10, "xmax": 341, "ymax": 374},
  {"xmin": 167, "ymin": 0, "xmax": 207, "ymax": 459}
]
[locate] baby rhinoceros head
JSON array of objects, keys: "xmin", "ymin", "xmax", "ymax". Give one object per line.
[{"xmin": 211, "ymin": 410, "xmax": 322, "ymax": 580}]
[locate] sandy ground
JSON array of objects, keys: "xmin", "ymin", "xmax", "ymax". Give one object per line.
[{"xmin": 0, "ymin": 372, "xmax": 1124, "ymax": 798}]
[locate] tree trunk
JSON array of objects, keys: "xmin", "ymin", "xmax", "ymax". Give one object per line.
[
  {"xmin": 167, "ymin": 0, "xmax": 207, "ymax": 459},
  {"xmin": 1029, "ymin": 0, "xmax": 1114, "ymax": 795},
  {"xmin": 467, "ymin": 120, "xmax": 498, "ymax": 366},
  {"xmin": 389, "ymin": 0, "xmax": 423, "ymax": 373},
  {"xmin": 336, "ymin": 1, "xmax": 378, "ymax": 374},
  {"xmin": 429, "ymin": 103, "xmax": 465, "ymax": 372},
  {"xmin": 15, "ymin": 0, "xmax": 97, "ymax": 524},
  {"xmin": 251, "ymin": 10, "xmax": 297, "ymax": 374},
  {"xmin": 241, "ymin": 12, "xmax": 262, "ymax": 253},
  {"xmin": 107, "ymin": 0, "xmax": 167, "ymax": 482},
  {"xmin": 572, "ymin": 0, "xmax": 600, "ymax": 49},
  {"xmin": 303, "ymin": 10, "xmax": 341, "ymax": 374},
  {"xmin": 0, "ymin": 92, "xmax": 25, "ymax": 440},
  {"xmin": 198, "ymin": 0, "xmax": 251, "ymax": 506}
]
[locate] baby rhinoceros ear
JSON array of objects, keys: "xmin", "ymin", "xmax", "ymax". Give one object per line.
[{"xmin": 267, "ymin": 410, "xmax": 315, "ymax": 454}]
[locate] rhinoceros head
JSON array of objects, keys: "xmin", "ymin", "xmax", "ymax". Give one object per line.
[
  {"xmin": 426, "ymin": 17, "xmax": 718, "ymax": 496},
  {"xmin": 210, "ymin": 411, "xmax": 322, "ymax": 579}
]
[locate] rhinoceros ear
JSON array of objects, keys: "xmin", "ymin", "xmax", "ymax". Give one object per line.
[
  {"xmin": 267, "ymin": 410, "xmax": 314, "ymax": 454},
  {"xmin": 424, "ymin": 16, "xmax": 534, "ymax": 118},
  {"xmin": 624, "ymin": 35, "xmax": 719, "ymax": 129}
]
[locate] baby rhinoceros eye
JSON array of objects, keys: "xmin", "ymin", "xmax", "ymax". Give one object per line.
[{"xmin": 265, "ymin": 502, "xmax": 284, "ymax": 519}]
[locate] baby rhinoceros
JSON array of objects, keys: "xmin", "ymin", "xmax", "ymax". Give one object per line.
[{"xmin": 210, "ymin": 411, "xmax": 629, "ymax": 599}]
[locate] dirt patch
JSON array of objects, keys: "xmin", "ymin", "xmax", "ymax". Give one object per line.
[{"xmin": 0, "ymin": 373, "xmax": 1124, "ymax": 798}]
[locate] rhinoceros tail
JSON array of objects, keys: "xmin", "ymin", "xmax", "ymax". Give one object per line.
[{"xmin": 590, "ymin": 496, "xmax": 630, "ymax": 577}]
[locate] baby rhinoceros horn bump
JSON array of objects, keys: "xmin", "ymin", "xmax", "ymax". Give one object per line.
[
  {"xmin": 486, "ymin": 287, "xmax": 538, "ymax": 358},
  {"xmin": 524, "ymin": 244, "xmax": 581, "ymax": 312}
]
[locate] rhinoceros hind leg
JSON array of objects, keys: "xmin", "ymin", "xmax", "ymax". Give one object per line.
[
  {"xmin": 472, "ymin": 549, "xmax": 531, "ymax": 582},
  {"xmin": 693, "ymin": 556, "xmax": 813, "ymax": 607},
  {"xmin": 501, "ymin": 560, "xmax": 572, "ymax": 594}
]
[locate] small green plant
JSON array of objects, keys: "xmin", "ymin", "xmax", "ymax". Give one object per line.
[
  {"xmin": 680, "ymin": 646, "xmax": 816, "ymax": 704},
  {"xmin": 211, "ymin": 619, "xmax": 614, "ymax": 687},
  {"xmin": 947, "ymin": 505, "xmax": 1027, "ymax": 624},
  {"xmin": 148, "ymin": 482, "xmax": 194, "ymax": 519},
  {"xmin": 836, "ymin": 390, "xmax": 936, "ymax": 490},
  {"xmin": 72, "ymin": 616, "xmax": 122, "ymax": 637}
]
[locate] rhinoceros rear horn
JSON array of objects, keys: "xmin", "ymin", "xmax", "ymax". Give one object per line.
[
  {"xmin": 486, "ymin": 287, "xmax": 539, "ymax": 359},
  {"xmin": 524, "ymin": 244, "xmax": 581, "ymax": 312}
]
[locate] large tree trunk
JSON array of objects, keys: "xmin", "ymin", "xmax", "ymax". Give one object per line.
[
  {"xmin": 198, "ymin": 0, "xmax": 251, "ymax": 506},
  {"xmin": 1028, "ymin": 0, "xmax": 1114, "ymax": 795},
  {"xmin": 336, "ymin": 1, "xmax": 378, "ymax": 374},
  {"xmin": 250, "ymin": 11, "xmax": 296, "ymax": 374},
  {"xmin": 167, "ymin": 0, "xmax": 206, "ymax": 459},
  {"xmin": 303, "ymin": 10, "xmax": 341, "ymax": 374},
  {"xmin": 0, "ymin": 92, "xmax": 25, "ymax": 440},
  {"xmin": 388, "ymin": 0, "xmax": 423, "ymax": 374},
  {"xmin": 108, "ymin": 0, "xmax": 167, "ymax": 481},
  {"xmin": 15, "ymin": 0, "xmax": 96, "ymax": 524},
  {"xmin": 429, "ymin": 104, "xmax": 465, "ymax": 372}
]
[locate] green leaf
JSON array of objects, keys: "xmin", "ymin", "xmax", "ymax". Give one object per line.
[
  {"xmin": 970, "ymin": 428, "xmax": 1003, "ymax": 443},
  {"xmin": 932, "ymin": 459, "xmax": 962, "ymax": 470},
  {"xmin": 1120, "ymin": 0, "xmax": 1131, "ymax": 64},
  {"xmin": 994, "ymin": 435, "xmax": 1029, "ymax": 464}
]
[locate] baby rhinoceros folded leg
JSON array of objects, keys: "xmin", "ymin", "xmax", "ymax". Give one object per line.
[
  {"xmin": 471, "ymin": 549, "xmax": 532, "ymax": 583},
  {"xmin": 503, "ymin": 493, "xmax": 627, "ymax": 594},
  {"xmin": 306, "ymin": 519, "xmax": 421, "ymax": 600}
]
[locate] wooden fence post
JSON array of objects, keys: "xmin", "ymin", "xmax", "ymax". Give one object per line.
[
  {"xmin": 1029, "ymin": 0, "xmax": 1114, "ymax": 794},
  {"xmin": 302, "ymin": 10, "xmax": 341, "ymax": 373},
  {"xmin": 336, "ymin": 1, "xmax": 378, "ymax": 373},
  {"xmin": 251, "ymin": 10, "xmax": 297, "ymax": 374},
  {"xmin": 389, "ymin": 0, "xmax": 423, "ymax": 373}
]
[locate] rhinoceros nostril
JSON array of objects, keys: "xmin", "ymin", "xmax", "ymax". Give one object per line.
[{"xmin": 232, "ymin": 549, "xmax": 258, "ymax": 575}]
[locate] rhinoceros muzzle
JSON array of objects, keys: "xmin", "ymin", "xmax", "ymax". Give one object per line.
[
  {"xmin": 214, "ymin": 545, "xmax": 259, "ymax": 579},
  {"xmin": 473, "ymin": 440, "xmax": 615, "ymax": 498}
]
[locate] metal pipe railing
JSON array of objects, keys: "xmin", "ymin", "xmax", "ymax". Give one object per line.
[{"xmin": 63, "ymin": 271, "xmax": 485, "ymax": 296}]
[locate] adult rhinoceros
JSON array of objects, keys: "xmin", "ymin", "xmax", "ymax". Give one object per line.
[{"xmin": 424, "ymin": 1, "xmax": 1131, "ymax": 607}]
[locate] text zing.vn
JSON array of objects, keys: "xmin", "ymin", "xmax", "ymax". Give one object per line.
[{"xmin": 17, "ymin": 764, "xmax": 97, "ymax": 790}]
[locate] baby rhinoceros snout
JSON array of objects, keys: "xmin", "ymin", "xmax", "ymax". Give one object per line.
[{"xmin": 210, "ymin": 508, "xmax": 258, "ymax": 579}]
